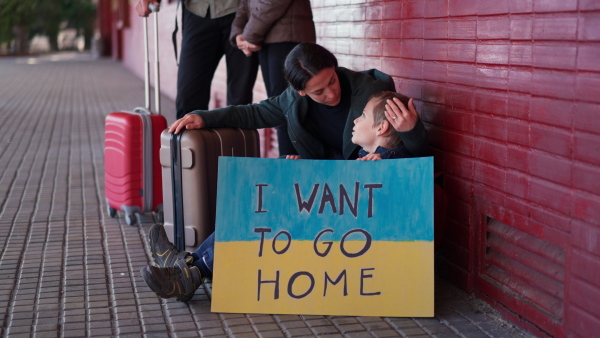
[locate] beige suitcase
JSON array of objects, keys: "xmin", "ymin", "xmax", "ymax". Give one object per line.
[{"xmin": 160, "ymin": 128, "xmax": 260, "ymax": 251}]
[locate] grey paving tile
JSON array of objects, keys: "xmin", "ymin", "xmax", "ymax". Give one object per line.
[
  {"xmin": 117, "ymin": 325, "xmax": 144, "ymax": 334},
  {"xmin": 247, "ymin": 314, "xmax": 276, "ymax": 324},
  {"xmin": 223, "ymin": 317, "xmax": 251, "ymax": 326},
  {"xmin": 339, "ymin": 323, "xmax": 368, "ymax": 333},
  {"xmin": 63, "ymin": 315, "xmax": 87, "ymax": 323},
  {"xmin": 310, "ymin": 325, "xmax": 341, "ymax": 335},
  {"xmin": 174, "ymin": 332, "xmax": 202, "ymax": 338},
  {"xmin": 32, "ymin": 330, "xmax": 60, "ymax": 338},
  {"xmin": 11, "ymin": 311, "xmax": 35, "ymax": 320},
  {"xmin": 36, "ymin": 317, "xmax": 59, "ymax": 326},
  {"xmin": 3, "ymin": 333, "xmax": 30, "ymax": 338},
  {"xmin": 370, "ymin": 329, "xmax": 402, "ymax": 337},
  {"xmin": 10, "ymin": 318, "xmax": 34, "ymax": 327},
  {"xmin": 143, "ymin": 323, "xmax": 170, "ymax": 333},
  {"xmin": 385, "ymin": 317, "xmax": 417, "ymax": 328},
  {"xmin": 305, "ymin": 318, "xmax": 333, "ymax": 327},
  {"xmin": 446, "ymin": 322, "xmax": 484, "ymax": 333},
  {"xmin": 285, "ymin": 327, "xmax": 313, "ymax": 336},
  {"xmin": 361, "ymin": 319, "xmax": 393, "ymax": 331},
  {"xmin": 228, "ymin": 324, "xmax": 255, "ymax": 334},
  {"xmin": 253, "ymin": 323, "xmax": 281, "ymax": 331},
  {"xmin": 279, "ymin": 319, "xmax": 308, "ymax": 330},
  {"xmin": 197, "ymin": 319, "xmax": 223, "ymax": 329},
  {"xmin": 169, "ymin": 320, "xmax": 200, "ymax": 331},
  {"xmin": 89, "ymin": 328, "xmax": 115, "ymax": 336},
  {"xmin": 344, "ymin": 332, "xmax": 375, "ymax": 338},
  {"xmin": 398, "ymin": 326, "xmax": 428, "ymax": 336},
  {"xmin": 62, "ymin": 322, "xmax": 87, "ymax": 331},
  {"xmin": 257, "ymin": 330, "xmax": 287, "ymax": 338},
  {"xmin": 421, "ymin": 324, "xmax": 455, "ymax": 335},
  {"xmin": 198, "ymin": 327, "xmax": 227, "ymax": 336},
  {"xmin": 62, "ymin": 330, "xmax": 88, "ymax": 338}
]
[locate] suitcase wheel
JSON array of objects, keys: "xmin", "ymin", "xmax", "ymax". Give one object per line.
[
  {"xmin": 126, "ymin": 213, "xmax": 140, "ymax": 226},
  {"xmin": 107, "ymin": 205, "xmax": 117, "ymax": 218}
]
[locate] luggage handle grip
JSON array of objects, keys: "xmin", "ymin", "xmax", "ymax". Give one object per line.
[
  {"xmin": 143, "ymin": 4, "xmax": 161, "ymax": 115},
  {"xmin": 149, "ymin": 3, "xmax": 160, "ymax": 12}
]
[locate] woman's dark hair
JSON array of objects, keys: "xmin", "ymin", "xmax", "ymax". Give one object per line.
[{"xmin": 284, "ymin": 43, "xmax": 338, "ymax": 91}]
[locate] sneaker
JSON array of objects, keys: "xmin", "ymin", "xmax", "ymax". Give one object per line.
[
  {"xmin": 148, "ymin": 223, "xmax": 193, "ymax": 267},
  {"xmin": 140, "ymin": 259, "xmax": 203, "ymax": 302}
]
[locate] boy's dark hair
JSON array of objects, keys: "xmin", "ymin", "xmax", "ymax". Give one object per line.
[
  {"xmin": 284, "ymin": 43, "xmax": 338, "ymax": 91},
  {"xmin": 369, "ymin": 91, "xmax": 410, "ymax": 148}
]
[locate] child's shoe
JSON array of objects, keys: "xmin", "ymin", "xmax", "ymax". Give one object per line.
[
  {"xmin": 148, "ymin": 223, "xmax": 193, "ymax": 267},
  {"xmin": 140, "ymin": 259, "xmax": 203, "ymax": 302}
]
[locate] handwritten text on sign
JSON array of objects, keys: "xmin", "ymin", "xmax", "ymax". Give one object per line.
[{"xmin": 212, "ymin": 157, "xmax": 434, "ymax": 317}]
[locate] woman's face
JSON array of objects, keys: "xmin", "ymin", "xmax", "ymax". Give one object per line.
[{"xmin": 297, "ymin": 67, "xmax": 341, "ymax": 106}]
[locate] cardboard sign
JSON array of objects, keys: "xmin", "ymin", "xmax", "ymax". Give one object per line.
[{"xmin": 211, "ymin": 157, "xmax": 434, "ymax": 317}]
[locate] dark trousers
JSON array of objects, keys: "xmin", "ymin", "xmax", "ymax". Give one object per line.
[
  {"xmin": 258, "ymin": 42, "xmax": 298, "ymax": 156},
  {"xmin": 192, "ymin": 232, "xmax": 214, "ymax": 278},
  {"xmin": 176, "ymin": 7, "xmax": 259, "ymax": 119}
]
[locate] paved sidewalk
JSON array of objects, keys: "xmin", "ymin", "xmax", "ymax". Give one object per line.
[{"xmin": 0, "ymin": 53, "xmax": 531, "ymax": 337}]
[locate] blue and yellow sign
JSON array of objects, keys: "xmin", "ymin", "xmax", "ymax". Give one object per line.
[{"xmin": 212, "ymin": 157, "xmax": 434, "ymax": 317}]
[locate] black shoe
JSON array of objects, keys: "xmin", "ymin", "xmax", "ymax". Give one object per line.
[
  {"xmin": 148, "ymin": 223, "xmax": 193, "ymax": 267},
  {"xmin": 140, "ymin": 259, "xmax": 203, "ymax": 302}
]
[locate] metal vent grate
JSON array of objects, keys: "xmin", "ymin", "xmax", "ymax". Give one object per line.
[{"xmin": 484, "ymin": 218, "xmax": 565, "ymax": 322}]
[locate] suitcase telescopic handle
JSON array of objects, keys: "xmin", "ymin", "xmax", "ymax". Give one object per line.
[{"xmin": 143, "ymin": 4, "xmax": 161, "ymax": 115}]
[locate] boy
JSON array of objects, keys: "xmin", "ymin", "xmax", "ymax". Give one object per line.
[{"xmin": 286, "ymin": 91, "xmax": 415, "ymax": 161}]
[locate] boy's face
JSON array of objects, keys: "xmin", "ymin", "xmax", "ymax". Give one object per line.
[{"xmin": 351, "ymin": 99, "xmax": 379, "ymax": 151}]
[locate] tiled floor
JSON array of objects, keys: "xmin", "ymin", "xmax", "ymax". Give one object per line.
[{"xmin": 0, "ymin": 52, "xmax": 531, "ymax": 337}]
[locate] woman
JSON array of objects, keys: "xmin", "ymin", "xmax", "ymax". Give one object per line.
[
  {"xmin": 146, "ymin": 43, "xmax": 431, "ymax": 301},
  {"xmin": 231, "ymin": 0, "xmax": 316, "ymax": 156},
  {"xmin": 169, "ymin": 43, "xmax": 429, "ymax": 160}
]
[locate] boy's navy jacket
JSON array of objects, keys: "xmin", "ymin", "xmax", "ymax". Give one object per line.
[
  {"xmin": 358, "ymin": 145, "xmax": 413, "ymax": 160},
  {"xmin": 192, "ymin": 67, "xmax": 429, "ymax": 160}
]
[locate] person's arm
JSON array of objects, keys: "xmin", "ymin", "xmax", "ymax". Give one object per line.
[
  {"xmin": 231, "ymin": 1, "xmax": 262, "ymax": 56},
  {"xmin": 169, "ymin": 96, "xmax": 288, "ymax": 134},
  {"xmin": 385, "ymin": 98, "xmax": 429, "ymax": 157},
  {"xmin": 241, "ymin": 0, "xmax": 294, "ymax": 45},
  {"xmin": 230, "ymin": 0, "xmax": 249, "ymax": 47}
]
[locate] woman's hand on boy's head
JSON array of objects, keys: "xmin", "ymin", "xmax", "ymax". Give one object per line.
[
  {"xmin": 168, "ymin": 114, "xmax": 205, "ymax": 134},
  {"xmin": 384, "ymin": 97, "xmax": 418, "ymax": 132},
  {"xmin": 356, "ymin": 153, "xmax": 382, "ymax": 161}
]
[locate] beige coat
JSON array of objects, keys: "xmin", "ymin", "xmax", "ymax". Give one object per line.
[{"xmin": 184, "ymin": 0, "xmax": 239, "ymax": 19}]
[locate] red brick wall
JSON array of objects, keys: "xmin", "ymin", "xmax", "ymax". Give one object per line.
[
  {"xmin": 117, "ymin": 0, "xmax": 600, "ymax": 336},
  {"xmin": 307, "ymin": 1, "xmax": 599, "ymax": 337}
]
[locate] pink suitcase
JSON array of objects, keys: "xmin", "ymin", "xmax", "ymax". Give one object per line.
[{"xmin": 104, "ymin": 7, "xmax": 166, "ymax": 225}]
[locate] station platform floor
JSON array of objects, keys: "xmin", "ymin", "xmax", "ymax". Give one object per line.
[{"xmin": 0, "ymin": 52, "xmax": 531, "ymax": 337}]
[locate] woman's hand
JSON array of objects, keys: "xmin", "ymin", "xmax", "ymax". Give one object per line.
[
  {"xmin": 168, "ymin": 114, "xmax": 205, "ymax": 134},
  {"xmin": 356, "ymin": 153, "xmax": 382, "ymax": 161},
  {"xmin": 384, "ymin": 97, "xmax": 418, "ymax": 132},
  {"xmin": 285, "ymin": 155, "xmax": 301, "ymax": 160},
  {"xmin": 236, "ymin": 35, "xmax": 261, "ymax": 56}
]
